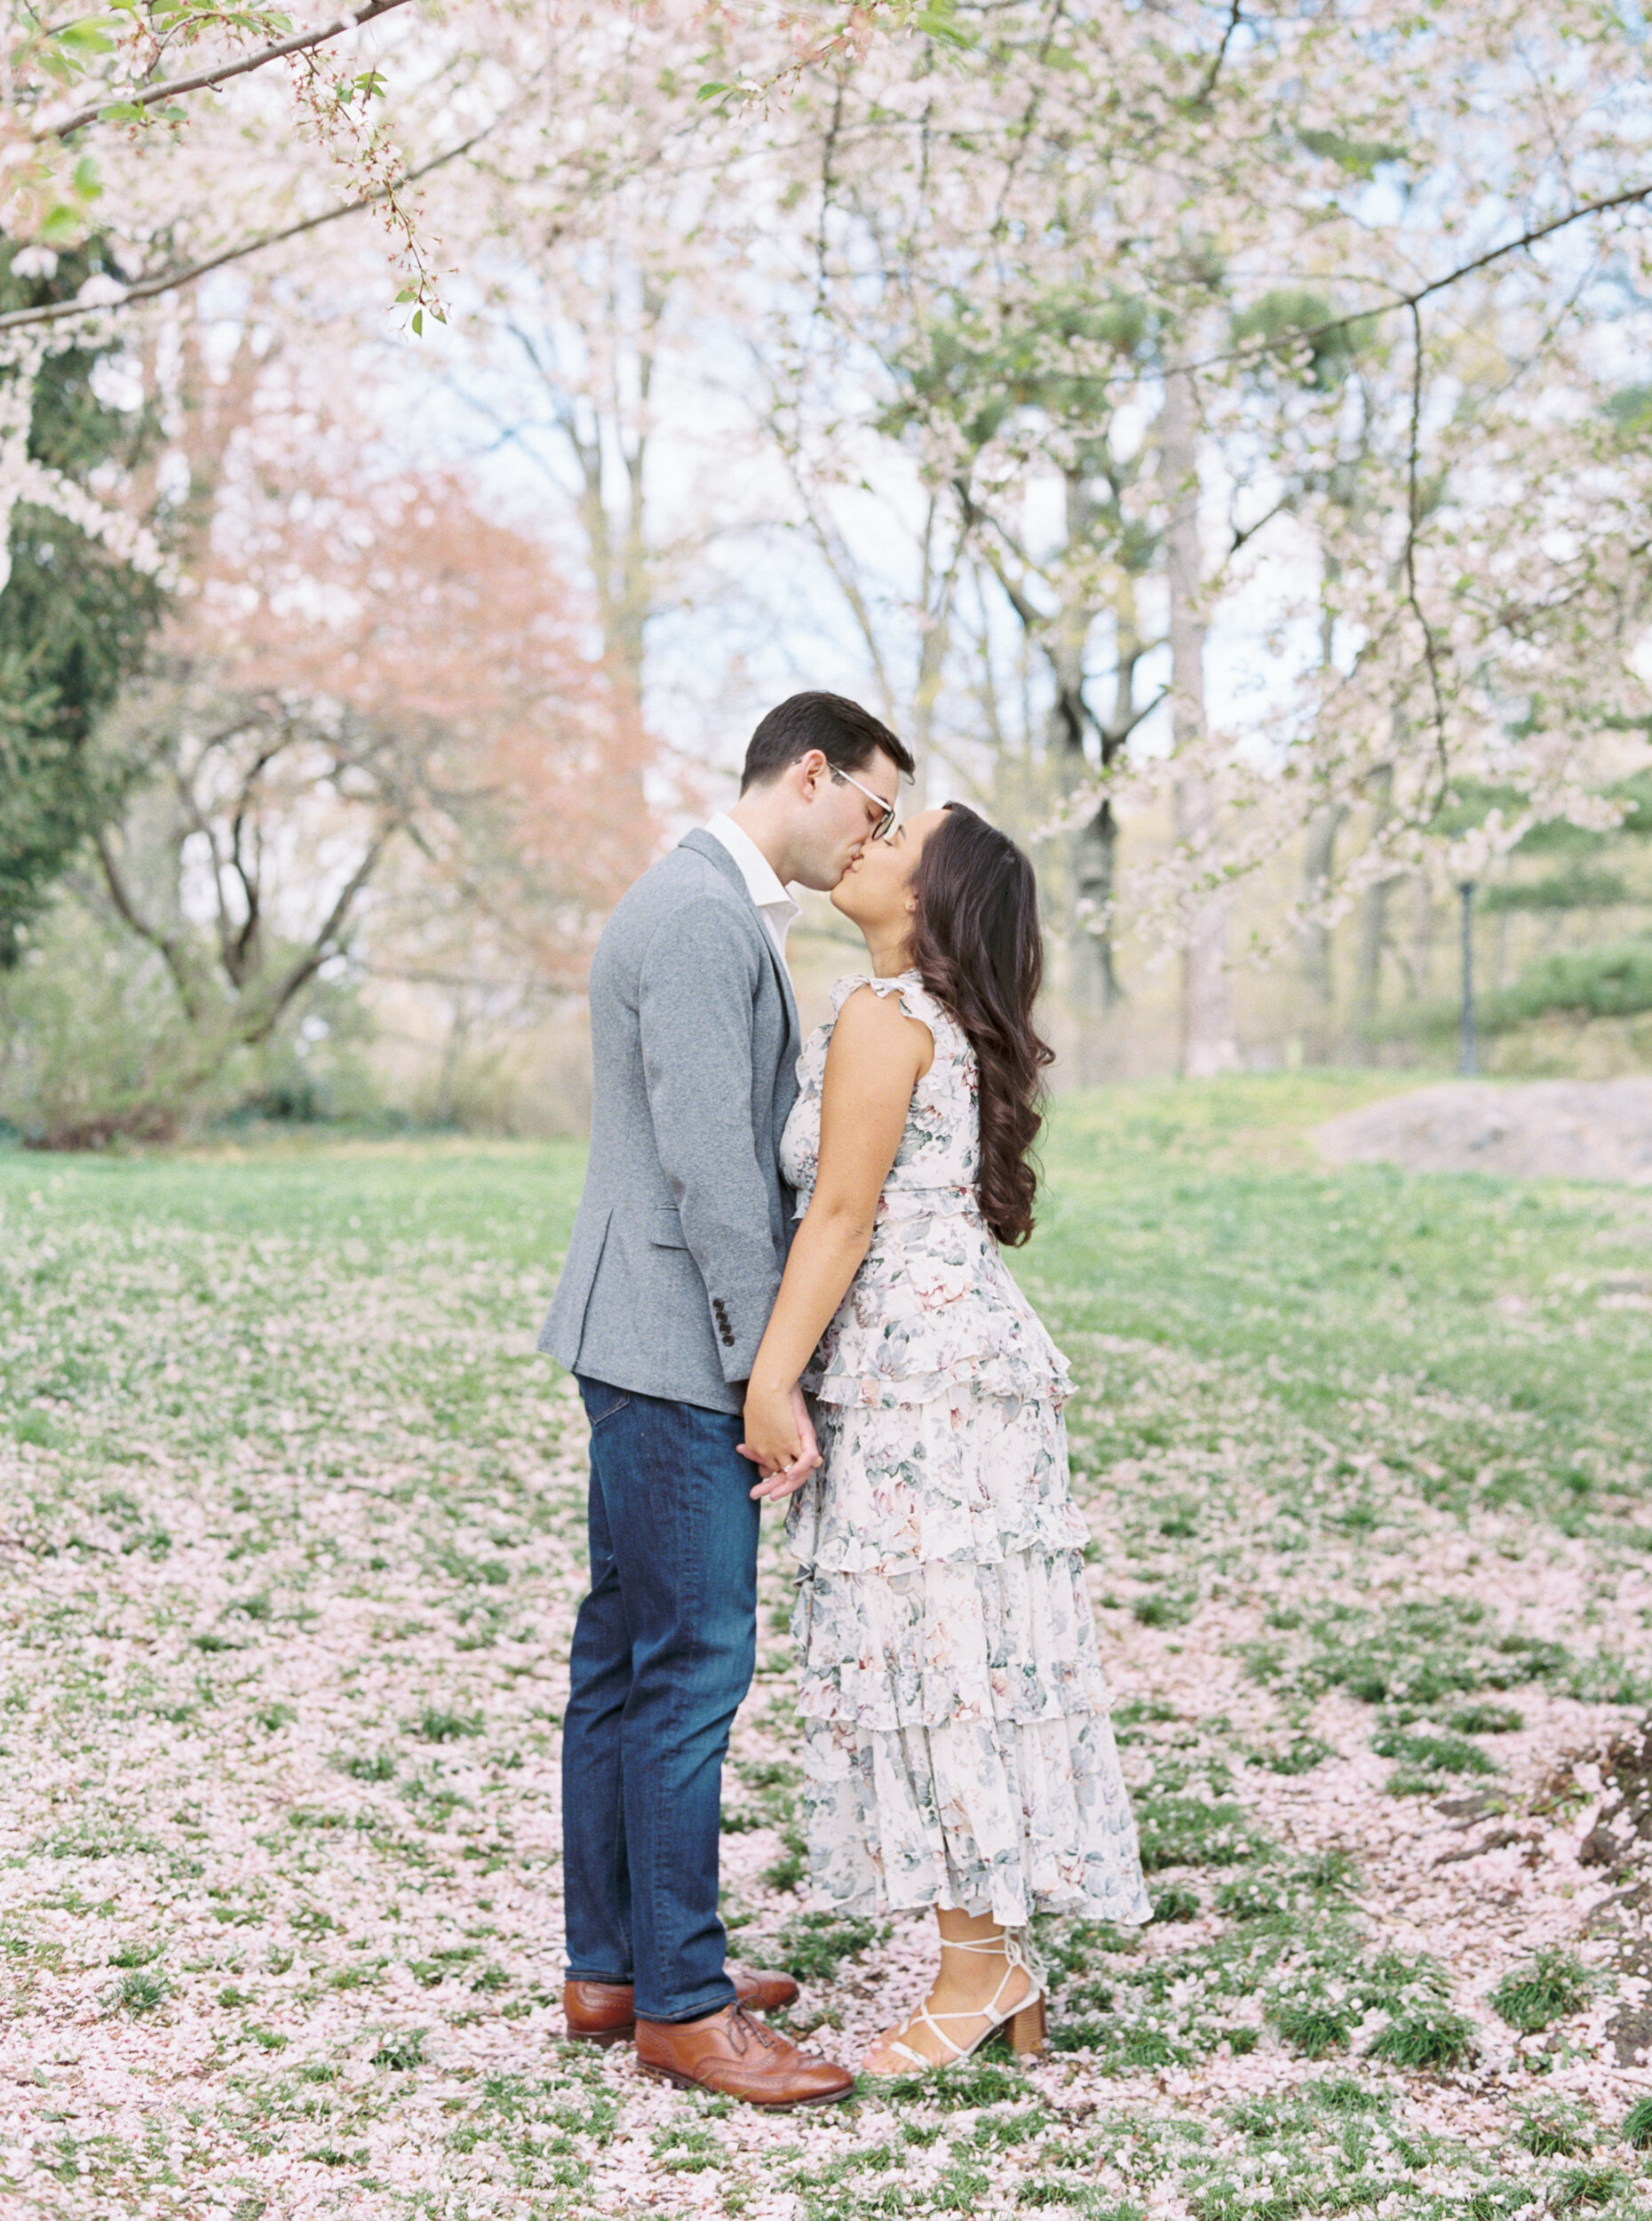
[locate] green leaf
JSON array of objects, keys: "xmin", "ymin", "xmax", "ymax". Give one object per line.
[
  {"xmin": 916, "ymin": 5, "xmax": 979, "ymax": 47},
  {"xmin": 410, "ymin": 308, "xmax": 423, "ymax": 337},
  {"xmin": 696, "ymin": 82, "xmax": 732, "ymax": 102},
  {"xmin": 97, "ymin": 101, "xmax": 147, "ymax": 125},
  {"xmin": 1298, "ymin": 125, "xmax": 1406, "ymax": 180},
  {"xmin": 72, "ymin": 155, "xmax": 102, "ymax": 199},
  {"xmin": 53, "ymin": 19, "xmax": 116, "ymax": 54},
  {"xmin": 39, "ymin": 203, "xmax": 85, "ymax": 245}
]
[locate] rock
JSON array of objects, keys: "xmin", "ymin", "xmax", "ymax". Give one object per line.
[
  {"xmin": 1577, "ymin": 1718, "xmax": 1652, "ymax": 1880},
  {"xmin": 1313, "ymin": 1079, "xmax": 1652, "ymax": 1185},
  {"xmin": 1577, "ymin": 1731, "xmax": 1652, "ymax": 2065}
]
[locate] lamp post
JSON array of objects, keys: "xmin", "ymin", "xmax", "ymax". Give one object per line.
[{"xmin": 1457, "ymin": 880, "xmax": 1477, "ymax": 1076}]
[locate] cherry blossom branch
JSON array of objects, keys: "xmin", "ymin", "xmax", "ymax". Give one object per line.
[
  {"xmin": 1402, "ymin": 299, "xmax": 1449, "ymax": 792},
  {"xmin": 34, "ymin": 0, "xmax": 417, "ymax": 142},
  {"xmin": 986, "ymin": 0, "xmax": 1068, "ymax": 245},
  {"xmin": 0, "ymin": 124, "xmax": 495, "ymax": 333},
  {"xmin": 1192, "ymin": 0, "xmax": 1245, "ymax": 107},
  {"xmin": 696, "ymin": 0, "xmax": 923, "ymax": 107},
  {"xmin": 1190, "ymin": 175, "xmax": 1652, "ymax": 382}
]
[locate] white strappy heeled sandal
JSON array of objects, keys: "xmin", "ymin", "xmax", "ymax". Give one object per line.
[{"xmin": 863, "ymin": 1930, "xmax": 1047, "ymax": 2075}]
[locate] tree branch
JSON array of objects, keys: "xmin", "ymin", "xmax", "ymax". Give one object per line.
[
  {"xmin": 244, "ymin": 823, "xmax": 396, "ymax": 1042},
  {"xmin": 94, "ymin": 830, "xmax": 210, "ymax": 1023},
  {"xmin": 1402, "ymin": 299, "xmax": 1449, "ymax": 792},
  {"xmin": 1193, "ymin": 0, "xmax": 1245, "ymax": 107},
  {"xmin": 1098, "ymin": 683, "xmax": 1170, "ymax": 751},
  {"xmin": 1226, "ymin": 490, "xmax": 1291, "ymax": 559},
  {"xmin": 36, "ymin": 0, "xmax": 417, "ymax": 142},
  {"xmin": 1190, "ymin": 176, "xmax": 1652, "ymax": 382},
  {"xmin": 0, "ymin": 124, "xmax": 496, "ymax": 333},
  {"xmin": 953, "ymin": 480, "xmax": 1046, "ymax": 633}
]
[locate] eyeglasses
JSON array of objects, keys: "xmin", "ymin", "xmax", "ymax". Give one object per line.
[{"xmin": 831, "ymin": 767, "xmax": 899, "ymax": 841}]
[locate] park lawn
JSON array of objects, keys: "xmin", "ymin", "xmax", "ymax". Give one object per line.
[
  {"xmin": 1034, "ymin": 1073, "xmax": 1651, "ymax": 1519},
  {"xmin": 0, "ymin": 1077, "xmax": 1648, "ymax": 2220}
]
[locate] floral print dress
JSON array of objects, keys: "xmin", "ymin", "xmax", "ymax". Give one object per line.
[{"xmin": 780, "ymin": 972, "xmax": 1152, "ymax": 1930}]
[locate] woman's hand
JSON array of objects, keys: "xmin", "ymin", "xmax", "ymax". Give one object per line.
[{"xmin": 740, "ymin": 1381, "xmax": 822, "ymax": 1502}]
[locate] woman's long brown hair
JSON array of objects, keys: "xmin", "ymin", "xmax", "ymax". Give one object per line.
[{"xmin": 908, "ymin": 803, "xmax": 1053, "ymax": 1246}]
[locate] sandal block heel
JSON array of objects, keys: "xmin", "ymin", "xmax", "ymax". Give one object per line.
[
  {"xmin": 1008, "ymin": 1995, "xmax": 1046, "ymax": 2058},
  {"xmin": 862, "ymin": 1934, "xmax": 1050, "ymax": 2077}
]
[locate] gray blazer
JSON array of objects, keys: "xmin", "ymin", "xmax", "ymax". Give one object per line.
[{"xmin": 538, "ymin": 830, "xmax": 802, "ymax": 1414}]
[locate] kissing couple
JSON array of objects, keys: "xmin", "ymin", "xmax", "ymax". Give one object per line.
[{"xmin": 539, "ymin": 692, "xmax": 1150, "ymax": 2106}]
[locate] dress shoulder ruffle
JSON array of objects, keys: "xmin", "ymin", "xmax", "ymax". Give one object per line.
[{"xmin": 829, "ymin": 970, "xmax": 954, "ymax": 1043}]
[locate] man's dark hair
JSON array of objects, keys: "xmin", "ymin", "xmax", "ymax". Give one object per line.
[{"xmin": 740, "ymin": 691, "xmax": 915, "ymax": 793}]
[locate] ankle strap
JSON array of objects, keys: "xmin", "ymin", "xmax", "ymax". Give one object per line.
[{"xmin": 942, "ymin": 1931, "xmax": 1026, "ymax": 1964}]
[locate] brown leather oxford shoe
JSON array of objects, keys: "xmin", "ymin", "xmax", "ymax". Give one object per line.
[
  {"xmin": 562, "ymin": 1962, "xmax": 801, "ymax": 2045},
  {"xmin": 635, "ymin": 2002, "xmax": 854, "ymax": 2108}
]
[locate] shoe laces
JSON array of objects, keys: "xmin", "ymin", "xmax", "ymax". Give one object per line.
[{"xmin": 727, "ymin": 2006, "xmax": 779, "ymax": 2058}]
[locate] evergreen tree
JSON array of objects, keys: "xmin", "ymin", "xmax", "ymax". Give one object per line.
[{"xmin": 0, "ymin": 242, "xmax": 164, "ymax": 967}]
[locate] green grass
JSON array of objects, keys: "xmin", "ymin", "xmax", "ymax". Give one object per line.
[
  {"xmin": 1371, "ymin": 1728, "xmax": 1499, "ymax": 1775},
  {"xmin": 1492, "ymin": 1949, "xmax": 1593, "ymax": 2034},
  {"xmin": 1365, "ymin": 2008, "xmax": 1478, "ymax": 2071},
  {"xmin": 775, "ymin": 1910, "xmax": 886, "ymax": 1983},
  {"xmin": 3, "ymin": 1075, "xmax": 1650, "ymax": 2219},
  {"xmin": 1520, "ymin": 2108, "xmax": 1591, "ymax": 2157},
  {"xmin": 1031, "ymin": 1074, "xmax": 1651, "ymax": 1523},
  {"xmin": 1623, "ymin": 2097, "xmax": 1652, "ymax": 2150},
  {"xmin": 112, "ymin": 1970, "xmax": 168, "ymax": 2013}
]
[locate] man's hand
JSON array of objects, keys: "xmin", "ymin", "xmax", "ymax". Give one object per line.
[{"xmin": 739, "ymin": 1381, "xmax": 822, "ymax": 1502}]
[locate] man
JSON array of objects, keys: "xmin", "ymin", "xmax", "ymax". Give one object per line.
[{"xmin": 540, "ymin": 691, "xmax": 914, "ymax": 2106}]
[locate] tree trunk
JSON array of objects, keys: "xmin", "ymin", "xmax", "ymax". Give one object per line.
[
  {"xmin": 524, "ymin": 267, "xmax": 660, "ymax": 825},
  {"xmin": 909, "ymin": 493, "xmax": 956, "ymax": 808},
  {"xmin": 1158, "ymin": 363, "xmax": 1239, "ymax": 1078},
  {"xmin": 1044, "ymin": 585, "xmax": 1119, "ymax": 1026},
  {"xmin": 1404, "ymin": 871, "xmax": 1435, "ymax": 1003},
  {"xmin": 1353, "ymin": 760, "xmax": 1396, "ymax": 1057},
  {"xmin": 1068, "ymin": 575, "xmax": 1147, "ymax": 1024},
  {"xmin": 1298, "ymin": 802, "xmax": 1345, "ymax": 1059},
  {"xmin": 1354, "ymin": 878, "xmax": 1390, "ymax": 1050},
  {"xmin": 1068, "ymin": 799, "xmax": 1119, "ymax": 1015}
]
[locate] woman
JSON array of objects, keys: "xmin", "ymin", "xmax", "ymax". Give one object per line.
[{"xmin": 742, "ymin": 803, "xmax": 1150, "ymax": 2074}]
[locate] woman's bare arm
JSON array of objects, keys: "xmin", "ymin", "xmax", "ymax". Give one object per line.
[{"xmin": 742, "ymin": 986, "xmax": 933, "ymax": 1495}]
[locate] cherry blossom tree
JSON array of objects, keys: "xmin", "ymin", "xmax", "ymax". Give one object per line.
[
  {"xmin": 728, "ymin": 0, "xmax": 1652, "ymax": 1064},
  {"xmin": 0, "ymin": 3, "xmax": 940, "ymax": 962},
  {"xmin": 3, "ymin": 291, "xmax": 647, "ymax": 1144}
]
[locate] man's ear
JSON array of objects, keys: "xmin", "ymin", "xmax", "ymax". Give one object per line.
[{"xmin": 793, "ymin": 747, "xmax": 829, "ymax": 800}]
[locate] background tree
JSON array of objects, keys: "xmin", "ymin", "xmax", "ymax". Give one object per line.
[
  {"xmin": 0, "ymin": 239, "xmax": 164, "ymax": 964},
  {"xmin": 0, "ymin": 303, "xmax": 650, "ymax": 1144}
]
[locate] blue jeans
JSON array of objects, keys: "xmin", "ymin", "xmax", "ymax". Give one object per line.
[{"xmin": 561, "ymin": 1377, "xmax": 759, "ymax": 2023}]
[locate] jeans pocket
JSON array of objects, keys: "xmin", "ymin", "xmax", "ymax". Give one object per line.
[{"xmin": 581, "ymin": 1379, "xmax": 632, "ymax": 1430}]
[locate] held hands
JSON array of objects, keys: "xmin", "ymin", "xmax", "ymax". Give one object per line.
[{"xmin": 739, "ymin": 1380, "xmax": 822, "ymax": 1502}]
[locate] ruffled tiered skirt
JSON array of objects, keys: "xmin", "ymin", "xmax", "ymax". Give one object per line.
[{"xmin": 785, "ymin": 1206, "xmax": 1152, "ymax": 1930}]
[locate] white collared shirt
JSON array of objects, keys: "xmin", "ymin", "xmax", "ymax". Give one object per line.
[{"xmin": 703, "ymin": 812, "xmax": 800, "ymax": 962}]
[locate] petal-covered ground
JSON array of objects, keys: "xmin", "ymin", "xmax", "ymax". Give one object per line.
[{"xmin": 2, "ymin": 1079, "xmax": 1650, "ymax": 2220}]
